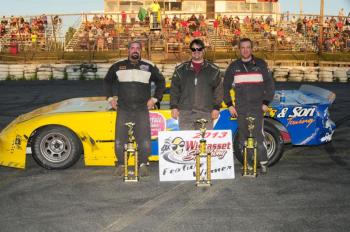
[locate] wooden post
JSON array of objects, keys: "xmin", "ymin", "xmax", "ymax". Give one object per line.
[{"xmin": 319, "ymin": 0, "xmax": 324, "ymax": 54}]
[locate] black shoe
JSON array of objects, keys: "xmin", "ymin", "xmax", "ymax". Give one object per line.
[
  {"xmin": 260, "ymin": 163, "xmax": 268, "ymax": 175},
  {"xmin": 139, "ymin": 163, "xmax": 150, "ymax": 177}
]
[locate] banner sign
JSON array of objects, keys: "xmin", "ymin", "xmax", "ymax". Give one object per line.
[{"xmin": 158, "ymin": 130, "xmax": 235, "ymax": 181}]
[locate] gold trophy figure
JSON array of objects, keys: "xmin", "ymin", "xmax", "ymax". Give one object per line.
[
  {"xmin": 123, "ymin": 122, "xmax": 139, "ymax": 182},
  {"xmin": 195, "ymin": 119, "xmax": 212, "ymax": 187},
  {"xmin": 243, "ymin": 117, "xmax": 258, "ymax": 177}
]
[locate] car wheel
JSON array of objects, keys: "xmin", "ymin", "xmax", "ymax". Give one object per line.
[
  {"xmin": 234, "ymin": 121, "xmax": 284, "ymax": 167},
  {"xmin": 32, "ymin": 126, "xmax": 82, "ymax": 169}
]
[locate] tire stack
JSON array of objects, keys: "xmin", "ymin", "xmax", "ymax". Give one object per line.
[
  {"xmin": 84, "ymin": 71, "xmax": 96, "ymax": 80},
  {"xmin": 273, "ymin": 67, "xmax": 289, "ymax": 82},
  {"xmin": 24, "ymin": 64, "xmax": 37, "ymax": 80},
  {"xmin": 303, "ymin": 68, "xmax": 319, "ymax": 82},
  {"xmin": 318, "ymin": 67, "xmax": 333, "ymax": 82},
  {"xmin": 52, "ymin": 64, "xmax": 66, "ymax": 80},
  {"xmin": 0, "ymin": 64, "xmax": 9, "ymax": 81},
  {"xmin": 9, "ymin": 64, "xmax": 24, "ymax": 80},
  {"xmin": 37, "ymin": 64, "xmax": 52, "ymax": 80},
  {"xmin": 95, "ymin": 63, "xmax": 110, "ymax": 79},
  {"xmin": 66, "ymin": 65, "xmax": 81, "ymax": 80},
  {"xmin": 333, "ymin": 68, "xmax": 348, "ymax": 83},
  {"xmin": 288, "ymin": 68, "xmax": 304, "ymax": 82},
  {"xmin": 82, "ymin": 64, "xmax": 97, "ymax": 80}
]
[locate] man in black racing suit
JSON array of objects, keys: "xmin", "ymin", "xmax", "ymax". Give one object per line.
[
  {"xmin": 104, "ymin": 40, "xmax": 165, "ymax": 176},
  {"xmin": 223, "ymin": 38, "xmax": 275, "ymax": 173}
]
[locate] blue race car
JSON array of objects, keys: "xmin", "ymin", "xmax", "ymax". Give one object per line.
[{"xmin": 212, "ymin": 84, "xmax": 336, "ymax": 166}]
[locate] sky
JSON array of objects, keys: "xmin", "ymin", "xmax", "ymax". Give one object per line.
[{"xmin": 0, "ymin": 0, "xmax": 348, "ymax": 17}]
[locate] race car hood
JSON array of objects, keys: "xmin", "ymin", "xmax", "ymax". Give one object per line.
[{"xmin": 5, "ymin": 97, "xmax": 110, "ymax": 128}]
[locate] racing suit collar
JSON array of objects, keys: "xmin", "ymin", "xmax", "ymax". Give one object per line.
[
  {"xmin": 186, "ymin": 59, "xmax": 209, "ymax": 70},
  {"xmin": 128, "ymin": 58, "xmax": 141, "ymax": 65},
  {"xmin": 240, "ymin": 55, "xmax": 255, "ymax": 64}
]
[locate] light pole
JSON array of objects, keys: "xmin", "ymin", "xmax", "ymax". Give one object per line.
[{"xmin": 319, "ymin": 0, "xmax": 324, "ymax": 54}]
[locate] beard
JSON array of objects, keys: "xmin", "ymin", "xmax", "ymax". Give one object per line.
[{"xmin": 130, "ymin": 52, "xmax": 140, "ymax": 60}]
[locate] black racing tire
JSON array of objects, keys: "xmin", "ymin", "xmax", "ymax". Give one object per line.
[
  {"xmin": 32, "ymin": 125, "xmax": 83, "ymax": 170},
  {"xmin": 234, "ymin": 120, "xmax": 284, "ymax": 167}
]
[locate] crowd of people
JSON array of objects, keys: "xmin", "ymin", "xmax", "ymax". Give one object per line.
[
  {"xmin": 0, "ymin": 14, "xmax": 61, "ymax": 53},
  {"xmin": 1, "ymin": 9, "xmax": 349, "ymax": 54},
  {"xmin": 216, "ymin": 10, "xmax": 350, "ymax": 52}
]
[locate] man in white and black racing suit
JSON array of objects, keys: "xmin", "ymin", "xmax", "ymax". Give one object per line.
[
  {"xmin": 104, "ymin": 41, "xmax": 165, "ymax": 175},
  {"xmin": 223, "ymin": 38, "xmax": 275, "ymax": 173}
]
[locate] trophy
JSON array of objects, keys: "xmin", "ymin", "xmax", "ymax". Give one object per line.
[
  {"xmin": 195, "ymin": 119, "xmax": 212, "ymax": 187},
  {"xmin": 242, "ymin": 117, "xmax": 258, "ymax": 177},
  {"xmin": 123, "ymin": 122, "xmax": 139, "ymax": 182}
]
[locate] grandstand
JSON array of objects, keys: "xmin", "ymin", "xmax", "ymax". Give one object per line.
[
  {"xmin": 0, "ymin": 15, "xmax": 62, "ymax": 53},
  {"xmin": 0, "ymin": 1, "xmax": 349, "ymax": 59}
]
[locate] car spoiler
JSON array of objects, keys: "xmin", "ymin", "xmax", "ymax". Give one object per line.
[{"xmin": 299, "ymin": 85, "xmax": 336, "ymax": 104}]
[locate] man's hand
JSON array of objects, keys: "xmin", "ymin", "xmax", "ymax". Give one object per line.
[
  {"xmin": 211, "ymin": 109, "xmax": 220, "ymax": 120},
  {"xmin": 262, "ymin": 104, "xmax": 269, "ymax": 113},
  {"xmin": 147, "ymin": 98, "xmax": 157, "ymax": 110},
  {"xmin": 109, "ymin": 98, "xmax": 117, "ymax": 110},
  {"xmin": 228, "ymin": 106, "xmax": 238, "ymax": 118},
  {"xmin": 171, "ymin": 108, "xmax": 179, "ymax": 119}
]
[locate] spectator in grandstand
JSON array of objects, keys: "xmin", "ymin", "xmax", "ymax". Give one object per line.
[
  {"xmin": 243, "ymin": 16, "xmax": 251, "ymax": 27},
  {"xmin": 198, "ymin": 14, "xmax": 205, "ymax": 22},
  {"xmin": 53, "ymin": 15, "xmax": 61, "ymax": 26},
  {"xmin": 192, "ymin": 28, "xmax": 202, "ymax": 37},
  {"xmin": 184, "ymin": 33, "xmax": 191, "ymax": 46},
  {"xmin": 1, "ymin": 16, "xmax": 8, "ymax": 26},
  {"xmin": 31, "ymin": 32, "xmax": 37, "ymax": 48},
  {"xmin": 223, "ymin": 38, "xmax": 274, "ymax": 174},
  {"xmin": 149, "ymin": 0, "xmax": 161, "ymax": 28},
  {"xmin": 336, "ymin": 19, "xmax": 344, "ymax": 32},
  {"xmin": 213, "ymin": 18, "xmax": 219, "ymax": 35},
  {"xmin": 130, "ymin": 10, "xmax": 136, "ymax": 24},
  {"xmin": 107, "ymin": 35, "xmax": 113, "ymax": 50},
  {"xmin": 266, "ymin": 15, "xmax": 274, "ymax": 26},
  {"xmin": 104, "ymin": 40, "xmax": 165, "ymax": 177},
  {"xmin": 163, "ymin": 15, "xmax": 170, "ymax": 28},
  {"xmin": 138, "ymin": 6, "xmax": 148, "ymax": 24},
  {"xmin": 346, "ymin": 17, "xmax": 350, "ymax": 27},
  {"xmin": 121, "ymin": 11, "xmax": 127, "ymax": 26},
  {"xmin": 97, "ymin": 36, "xmax": 105, "ymax": 51},
  {"xmin": 170, "ymin": 38, "xmax": 223, "ymax": 130},
  {"xmin": 234, "ymin": 28, "xmax": 241, "ymax": 37}
]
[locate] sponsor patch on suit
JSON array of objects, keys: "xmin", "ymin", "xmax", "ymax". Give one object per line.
[{"xmin": 140, "ymin": 65, "xmax": 150, "ymax": 71}]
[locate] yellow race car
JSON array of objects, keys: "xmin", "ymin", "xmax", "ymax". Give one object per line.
[{"xmin": 0, "ymin": 97, "xmax": 154, "ymax": 169}]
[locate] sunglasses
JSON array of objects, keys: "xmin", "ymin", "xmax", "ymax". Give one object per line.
[
  {"xmin": 171, "ymin": 142, "xmax": 185, "ymax": 150},
  {"xmin": 190, "ymin": 47, "xmax": 204, "ymax": 52}
]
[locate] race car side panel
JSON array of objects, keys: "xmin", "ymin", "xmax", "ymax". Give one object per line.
[
  {"xmin": 268, "ymin": 104, "xmax": 335, "ymax": 145},
  {"xmin": 0, "ymin": 126, "xmax": 28, "ymax": 168},
  {"xmin": 0, "ymin": 111, "xmax": 117, "ymax": 169}
]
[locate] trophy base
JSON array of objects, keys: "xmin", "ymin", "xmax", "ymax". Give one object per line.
[
  {"xmin": 123, "ymin": 176, "xmax": 139, "ymax": 182},
  {"xmin": 242, "ymin": 173, "xmax": 258, "ymax": 178},
  {"xmin": 196, "ymin": 181, "xmax": 212, "ymax": 187}
]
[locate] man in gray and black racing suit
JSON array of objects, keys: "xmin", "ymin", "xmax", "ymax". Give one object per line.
[
  {"xmin": 104, "ymin": 41, "xmax": 165, "ymax": 175},
  {"xmin": 223, "ymin": 38, "xmax": 274, "ymax": 173}
]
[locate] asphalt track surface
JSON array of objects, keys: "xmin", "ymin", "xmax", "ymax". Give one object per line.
[{"xmin": 0, "ymin": 80, "xmax": 349, "ymax": 232}]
